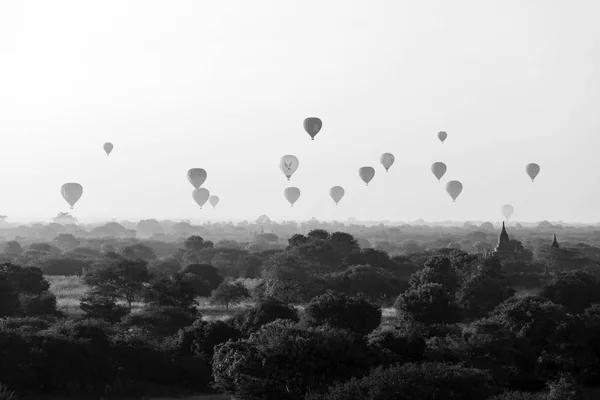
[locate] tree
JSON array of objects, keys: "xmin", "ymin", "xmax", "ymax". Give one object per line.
[
  {"xmin": 79, "ymin": 293, "xmax": 130, "ymax": 323},
  {"xmin": 306, "ymin": 362, "xmax": 495, "ymax": 400},
  {"xmin": 212, "ymin": 322, "xmax": 373, "ymax": 399},
  {"xmin": 261, "ymin": 251, "xmax": 318, "ymax": 303},
  {"xmin": 174, "ymin": 319, "xmax": 241, "ymax": 359},
  {"xmin": 236, "ymin": 255, "xmax": 262, "ymax": 278},
  {"xmin": 3, "ymin": 241, "xmax": 22, "ymax": 256},
  {"xmin": 542, "ymin": 270, "xmax": 600, "ymax": 314},
  {"xmin": 489, "ymin": 296, "xmax": 578, "ymax": 383},
  {"xmin": 53, "ymin": 234, "xmax": 80, "ymax": 252},
  {"xmin": 184, "ymin": 235, "xmax": 212, "ymax": 253},
  {"xmin": 83, "ymin": 259, "xmax": 151, "ymax": 309},
  {"xmin": 329, "ymin": 232, "xmax": 360, "ymax": 258},
  {"xmin": 230, "ymin": 297, "xmax": 299, "ymax": 336},
  {"xmin": 330, "ymin": 264, "xmax": 407, "ymax": 302},
  {"xmin": 0, "ymin": 263, "xmax": 50, "ymax": 294},
  {"xmin": 143, "ymin": 275, "xmax": 197, "ymax": 310},
  {"xmin": 27, "ymin": 243, "xmax": 61, "ymax": 256},
  {"xmin": 181, "ymin": 263, "xmax": 223, "ymax": 291},
  {"xmin": 303, "ymin": 291, "xmax": 381, "ymax": 335},
  {"xmin": 36, "ymin": 256, "xmax": 88, "ymax": 276},
  {"xmin": 210, "ymin": 281, "xmax": 250, "ymax": 310},
  {"xmin": 395, "ymin": 283, "xmax": 461, "ymax": 324},
  {"xmin": 307, "ymin": 229, "xmax": 330, "ymax": 241},
  {"xmin": 118, "ymin": 243, "xmax": 156, "ymax": 261},
  {"xmin": 458, "ymin": 258, "xmax": 515, "ymax": 319},
  {"xmin": 409, "ymin": 256, "xmax": 459, "ymax": 294},
  {"xmin": 147, "ymin": 256, "xmax": 181, "ymax": 277}
]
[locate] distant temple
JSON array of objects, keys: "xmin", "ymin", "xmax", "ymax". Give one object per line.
[
  {"xmin": 491, "ymin": 222, "xmax": 515, "ymax": 259},
  {"xmin": 551, "ymin": 233, "xmax": 559, "ymax": 248}
]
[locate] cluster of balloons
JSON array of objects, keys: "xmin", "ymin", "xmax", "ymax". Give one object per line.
[
  {"xmin": 187, "ymin": 168, "xmax": 219, "ymax": 210},
  {"xmin": 57, "ymin": 126, "xmax": 543, "ymax": 218}
]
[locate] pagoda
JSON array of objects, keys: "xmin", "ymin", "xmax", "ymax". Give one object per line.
[
  {"xmin": 551, "ymin": 233, "xmax": 560, "ymax": 248},
  {"xmin": 491, "ymin": 222, "xmax": 515, "ymax": 259}
]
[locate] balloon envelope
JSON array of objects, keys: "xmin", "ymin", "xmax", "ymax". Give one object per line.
[
  {"xmin": 61, "ymin": 183, "xmax": 83, "ymax": 209},
  {"xmin": 284, "ymin": 187, "xmax": 301, "ymax": 206},
  {"xmin": 209, "ymin": 195, "xmax": 220, "ymax": 209},
  {"xmin": 359, "ymin": 167, "xmax": 375, "ymax": 186},
  {"xmin": 303, "ymin": 117, "xmax": 322, "ymax": 140},
  {"xmin": 380, "ymin": 153, "xmax": 395, "ymax": 172},
  {"xmin": 438, "ymin": 131, "xmax": 448, "ymax": 143},
  {"xmin": 502, "ymin": 204, "xmax": 514, "ymax": 220},
  {"xmin": 445, "ymin": 180, "xmax": 463, "ymax": 202},
  {"xmin": 431, "ymin": 162, "xmax": 447, "ymax": 182},
  {"xmin": 329, "ymin": 186, "xmax": 345, "ymax": 205},
  {"xmin": 103, "ymin": 142, "xmax": 113, "ymax": 155},
  {"xmin": 279, "ymin": 155, "xmax": 299, "ymax": 180},
  {"xmin": 187, "ymin": 168, "xmax": 207, "ymax": 189},
  {"xmin": 525, "ymin": 163, "xmax": 540, "ymax": 182},
  {"xmin": 192, "ymin": 188, "xmax": 210, "ymax": 208}
]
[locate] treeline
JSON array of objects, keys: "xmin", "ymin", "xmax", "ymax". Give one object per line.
[{"xmin": 1, "ymin": 229, "xmax": 600, "ymax": 398}]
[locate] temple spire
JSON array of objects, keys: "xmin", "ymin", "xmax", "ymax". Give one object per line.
[{"xmin": 551, "ymin": 233, "xmax": 559, "ymax": 248}]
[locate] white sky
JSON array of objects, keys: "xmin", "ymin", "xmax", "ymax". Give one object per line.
[{"xmin": 0, "ymin": 0, "xmax": 599, "ymax": 224}]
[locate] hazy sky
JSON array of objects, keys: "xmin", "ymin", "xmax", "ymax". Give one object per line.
[{"xmin": 1, "ymin": 0, "xmax": 599, "ymax": 223}]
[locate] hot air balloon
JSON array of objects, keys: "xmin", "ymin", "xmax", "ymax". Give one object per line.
[
  {"xmin": 303, "ymin": 117, "xmax": 322, "ymax": 140},
  {"xmin": 329, "ymin": 186, "xmax": 345, "ymax": 205},
  {"xmin": 380, "ymin": 153, "xmax": 395, "ymax": 172},
  {"xmin": 445, "ymin": 180, "xmax": 463, "ymax": 202},
  {"xmin": 438, "ymin": 131, "xmax": 448, "ymax": 143},
  {"xmin": 284, "ymin": 187, "xmax": 301, "ymax": 206},
  {"xmin": 431, "ymin": 162, "xmax": 447, "ymax": 182},
  {"xmin": 502, "ymin": 204, "xmax": 514, "ymax": 220},
  {"xmin": 279, "ymin": 155, "xmax": 299, "ymax": 180},
  {"xmin": 209, "ymin": 196, "xmax": 220, "ymax": 209},
  {"xmin": 187, "ymin": 169, "xmax": 207, "ymax": 189},
  {"xmin": 103, "ymin": 142, "xmax": 114, "ymax": 156},
  {"xmin": 192, "ymin": 188, "xmax": 210, "ymax": 209},
  {"xmin": 525, "ymin": 163, "xmax": 540, "ymax": 182},
  {"xmin": 359, "ymin": 167, "xmax": 375, "ymax": 186},
  {"xmin": 61, "ymin": 183, "xmax": 83, "ymax": 210}
]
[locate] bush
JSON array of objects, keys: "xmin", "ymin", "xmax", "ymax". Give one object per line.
[
  {"xmin": 230, "ymin": 297, "xmax": 299, "ymax": 336},
  {"xmin": 213, "ymin": 323, "xmax": 373, "ymax": 400},
  {"xmin": 36, "ymin": 257, "xmax": 87, "ymax": 276},
  {"xmin": 119, "ymin": 306, "xmax": 198, "ymax": 337},
  {"xmin": 367, "ymin": 324, "xmax": 426, "ymax": 366},
  {"xmin": 306, "ymin": 362, "xmax": 496, "ymax": 400},
  {"xmin": 302, "ymin": 291, "xmax": 381, "ymax": 335},
  {"xmin": 394, "ymin": 283, "xmax": 461, "ymax": 325},
  {"xmin": 18, "ymin": 292, "xmax": 58, "ymax": 316},
  {"xmin": 79, "ymin": 294, "xmax": 130, "ymax": 324},
  {"xmin": 181, "ymin": 263, "xmax": 223, "ymax": 291},
  {"xmin": 173, "ymin": 319, "xmax": 241, "ymax": 359}
]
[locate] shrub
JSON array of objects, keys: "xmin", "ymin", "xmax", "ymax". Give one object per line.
[
  {"xmin": 230, "ymin": 297, "xmax": 299, "ymax": 336},
  {"xmin": 18, "ymin": 292, "xmax": 58, "ymax": 316},
  {"xmin": 119, "ymin": 306, "xmax": 198, "ymax": 337},
  {"xmin": 174, "ymin": 319, "xmax": 241, "ymax": 359},
  {"xmin": 79, "ymin": 294, "xmax": 130, "ymax": 324},
  {"xmin": 303, "ymin": 291, "xmax": 381, "ymax": 335},
  {"xmin": 306, "ymin": 362, "xmax": 496, "ymax": 400},
  {"xmin": 213, "ymin": 323, "xmax": 373, "ymax": 400},
  {"xmin": 367, "ymin": 324, "xmax": 426, "ymax": 366}
]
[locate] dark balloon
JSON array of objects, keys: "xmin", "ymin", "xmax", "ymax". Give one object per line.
[{"xmin": 303, "ymin": 117, "xmax": 322, "ymax": 140}]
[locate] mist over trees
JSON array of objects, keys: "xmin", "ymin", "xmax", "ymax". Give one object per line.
[{"xmin": 1, "ymin": 217, "xmax": 600, "ymax": 399}]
